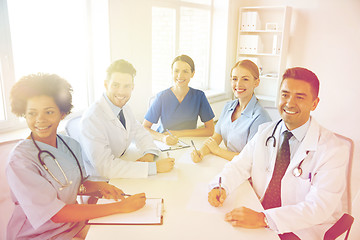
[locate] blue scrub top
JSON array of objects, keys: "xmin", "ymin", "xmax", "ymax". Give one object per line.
[
  {"xmin": 215, "ymin": 95, "xmax": 271, "ymax": 152},
  {"xmin": 145, "ymin": 87, "xmax": 215, "ymax": 133}
]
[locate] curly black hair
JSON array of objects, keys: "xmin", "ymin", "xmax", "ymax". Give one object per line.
[{"xmin": 10, "ymin": 73, "xmax": 73, "ymax": 117}]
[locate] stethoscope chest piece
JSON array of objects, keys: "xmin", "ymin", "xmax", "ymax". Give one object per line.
[{"xmin": 292, "ymin": 167, "xmax": 303, "ymax": 177}]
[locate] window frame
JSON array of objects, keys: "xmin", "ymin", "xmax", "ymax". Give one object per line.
[{"xmin": 150, "ymin": 0, "xmax": 231, "ymax": 101}]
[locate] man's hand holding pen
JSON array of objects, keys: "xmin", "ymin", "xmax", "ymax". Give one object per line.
[{"xmin": 208, "ymin": 177, "xmax": 226, "ymax": 207}]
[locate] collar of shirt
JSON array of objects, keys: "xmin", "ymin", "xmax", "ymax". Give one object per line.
[
  {"xmin": 103, "ymin": 93, "xmax": 123, "ymax": 116},
  {"xmin": 227, "ymin": 94, "xmax": 258, "ymax": 118},
  {"xmin": 279, "ymin": 118, "xmax": 311, "ymax": 158}
]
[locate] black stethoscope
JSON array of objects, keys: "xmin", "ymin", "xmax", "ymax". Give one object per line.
[
  {"xmin": 265, "ymin": 119, "xmax": 305, "ymax": 177},
  {"xmin": 31, "ymin": 133, "xmax": 85, "ymax": 190}
]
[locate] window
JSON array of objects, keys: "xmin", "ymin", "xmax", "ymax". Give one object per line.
[
  {"xmin": 0, "ymin": 0, "xmax": 110, "ymax": 132},
  {"xmin": 151, "ymin": 0, "xmax": 229, "ymax": 96}
]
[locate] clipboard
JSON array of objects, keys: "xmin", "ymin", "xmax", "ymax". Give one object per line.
[
  {"xmin": 154, "ymin": 140, "xmax": 190, "ymax": 152},
  {"xmin": 87, "ymin": 198, "xmax": 164, "ymax": 225}
]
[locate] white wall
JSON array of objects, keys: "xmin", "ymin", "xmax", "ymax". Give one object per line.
[{"xmin": 108, "ymin": 0, "xmax": 153, "ymax": 121}]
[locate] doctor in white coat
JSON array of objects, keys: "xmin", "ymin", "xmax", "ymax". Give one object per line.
[
  {"xmin": 79, "ymin": 59, "xmax": 174, "ymax": 179},
  {"xmin": 208, "ymin": 67, "xmax": 348, "ymax": 240}
]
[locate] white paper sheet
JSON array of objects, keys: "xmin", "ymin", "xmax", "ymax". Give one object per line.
[{"xmin": 87, "ymin": 198, "xmax": 163, "ymax": 225}]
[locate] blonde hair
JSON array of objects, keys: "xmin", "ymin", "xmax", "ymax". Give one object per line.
[{"xmin": 230, "ymin": 60, "xmax": 259, "ymax": 79}]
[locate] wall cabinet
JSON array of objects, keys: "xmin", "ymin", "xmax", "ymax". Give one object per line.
[{"xmin": 236, "ymin": 6, "xmax": 291, "ymax": 106}]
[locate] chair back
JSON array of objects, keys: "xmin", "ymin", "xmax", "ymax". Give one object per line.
[
  {"xmin": 348, "ymin": 189, "xmax": 360, "ymax": 239},
  {"xmin": 65, "ymin": 115, "xmax": 82, "ymax": 142},
  {"xmin": 0, "ymin": 139, "xmax": 21, "ymax": 240},
  {"xmin": 334, "ymin": 133, "xmax": 354, "ymax": 214},
  {"xmin": 323, "ymin": 213, "xmax": 354, "ymax": 240}
]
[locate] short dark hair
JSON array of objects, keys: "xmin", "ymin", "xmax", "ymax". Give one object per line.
[
  {"xmin": 171, "ymin": 55, "xmax": 195, "ymax": 72},
  {"xmin": 106, "ymin": 59, "xmax": 136, "ymax": 81},
  {"xmin": 282, "ymin": 67, "xmax": 320, "ymax": 99},
  {"xmin": 10, "ymin": 73, "xmax": 73, "ymax": 117}
]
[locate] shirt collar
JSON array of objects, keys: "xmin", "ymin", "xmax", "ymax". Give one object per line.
[
  {"xmin": 103, "ymin": 93, "xmax": 122, "ymax": 116},
  {"xmin": 280, "ymin": 118, "xmax": 311, "ymax": 142},
  {"xmin": 227, "ymin": 94, "xmax": 258, "ymax": 118}
]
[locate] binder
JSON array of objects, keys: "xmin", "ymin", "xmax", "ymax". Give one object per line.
[{"xmin": 87, "ymin": 198, "xmax": 164, "ymax": 225}]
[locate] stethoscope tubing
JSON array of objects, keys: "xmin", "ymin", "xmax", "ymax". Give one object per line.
[
  {"xmin": 31, "ymin": 133, "xmax": 84, "ymax": 187},
  {"xmin": 265, "ymin": 119, "xmax": 304, "ymax": 177}
]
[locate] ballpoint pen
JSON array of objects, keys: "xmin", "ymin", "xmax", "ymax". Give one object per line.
[
  {"xmin": 166, "ymin": 129, "xmax": 176, "ymax": 138},
  {"xmin": 191, "ymin": 140, "xmax": 201, "ymax": 158},
  {"xmin": 218, "ymin": 177, "xmax": 222, "ymax": 201}
]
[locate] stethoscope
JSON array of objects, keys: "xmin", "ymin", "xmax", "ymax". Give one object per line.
[
  {"xmin": 31, "ymin": 133, "xmax": 85, "ymax": 190},
  {"xmin": 265, "ymin": 119, "xmax": 305, "ymax": 177}
]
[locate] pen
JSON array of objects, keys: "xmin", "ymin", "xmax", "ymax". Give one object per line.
[
  {"xmin": 191, "ymin": 140, "xmax": 201, "ymax": 158},
  {"xmin": 218, "ymin": 177, "xmax": 222, "ymax": 200},
  {"xmin": 121, "ymin": 193, "xmax": 146, "ymax": 198},
  {"xmin": 166, "ymin": 129, "xmax": 176, "ymax": 138},
  {"xmin": 121, "ymin": 193, "xmax": 132, "ymax": 197}
]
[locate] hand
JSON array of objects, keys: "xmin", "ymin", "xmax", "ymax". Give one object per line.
[
  {"xmin": 225, "ymin": 207, "xmax": 267, "ymax": 229},
  {"xmin": 136, "ymin": 153, "xmax": 155, "ymax": 162},
  {"xmin": 204, "ymin": 137, "xmax": 221, "ymax": 155},
  {"xmin": 191, "ymin": 150, "xmax": 203, "ymax": 163},
  {"xmin": 117, "ymin": 193, "xmax": 146, "ymax": 213},
  {"xmin": 162, "ymin": 134, "xmax": 178, "ymax": 145},
  {"xmin": 156, "ymin": 157, "xmax": 175, "ymax": 173},
  {"xmin": 208, "ymin": 187, "xmax": 226, "ymax": 207},
  {"xmin": 96, "ymin": 182, "xmax": 125, "ymax": 201}
]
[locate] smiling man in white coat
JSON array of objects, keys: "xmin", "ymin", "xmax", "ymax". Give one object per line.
[
  {"xmin": 79, "ymin": 59, "xmax": 174, "ymax": 179},
  {"xmin": 208, "ymin": 67, "xmax": 348, "ymax": 240}
]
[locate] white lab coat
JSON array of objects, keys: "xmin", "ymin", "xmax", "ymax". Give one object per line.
[
  {"xmin": 211, "ymin": 117, "xmax": 348, "ymax": 239},
  {"xmin": 79, "ymin": 95, "xmax": 159, "ymax": 179}
]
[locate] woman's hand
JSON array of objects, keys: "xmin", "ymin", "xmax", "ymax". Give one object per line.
[
  {"xmin": 83, "ymin": 181, "xmax": 125, "ymax": 201},
  {"xmin": 117, "ymin": 193, "xmax": 146, "ymax": 213},
  {"xmin": 162, "ymin": 133, "xmax": 178, "ymax": 145},
  {"xmin": 96, "ymin": 182, "xmax": 125, "ymax": 201},
  {"xmin": 204, "ymin": 137, "xmax": 221, "ymax": 155},
  {"xmin": 191, "ymin": 150, "xmax": 203, "ymax": 163}
]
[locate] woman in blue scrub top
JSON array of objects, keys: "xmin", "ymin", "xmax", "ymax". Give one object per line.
[
  {"xmin": 6, "ymin": 73, "xmax": 146, "ymax": 240},
  {"xmin": 143, "ymin": 55, "xmax": 215, "ymax": 145},
  {"xmin": 191, "ymin": 60, "xmax": 271, "ymax": 162}
]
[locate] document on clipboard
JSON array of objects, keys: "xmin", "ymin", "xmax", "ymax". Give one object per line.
[
  {"xmin": 154, "ymin": 140, "xmax": 190, "ymax": 152},
  {"xmin": 87, "ymin": 198, "xmax": 164, "ymax": 225}
]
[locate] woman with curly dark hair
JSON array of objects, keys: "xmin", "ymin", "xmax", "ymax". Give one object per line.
[{"xmin": 6, "ymin": 73, "xmax": 145, "ymax": 240}]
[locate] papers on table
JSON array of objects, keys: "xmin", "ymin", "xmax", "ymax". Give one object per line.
[
  {"xmin": 87, "ymin": 198, "xmax": 164, "ymax": 225},
  {"xmin": 154, "ymin": 140, "xmax": 190, "ymax": 152}
]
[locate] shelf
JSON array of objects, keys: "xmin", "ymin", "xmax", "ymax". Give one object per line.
[
  {"xmin": 237, "ymin": 6, "xmax": 291, "ymax": 107},
  {"xmin": 239, "ymin": 30, "xmax": 282, "ymax": 34},
  {"xmin": 238, "ymin": 53, "xmax": 280, "ymax": 57}
]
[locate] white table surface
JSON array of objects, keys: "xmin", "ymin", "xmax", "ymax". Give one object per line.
[{"xmin": 85, "ymin": 137, "xmax": 279, "ymax": 240}]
